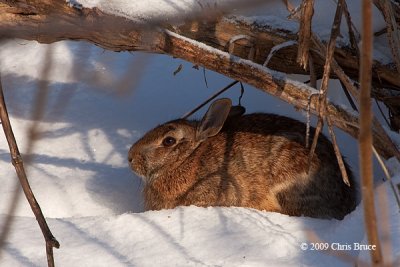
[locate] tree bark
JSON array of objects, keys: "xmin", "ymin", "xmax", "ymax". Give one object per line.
[
  {"xmin": 1, "ymin": 0, "xmax": 399, "ymax": 90},
  {"xmin": 0, "ymin": 0, "xmax": 399, "ymax": 160}
]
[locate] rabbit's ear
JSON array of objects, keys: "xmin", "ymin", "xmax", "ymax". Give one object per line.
[{"xmin": 196, "ymin": 98, "xmax": 232, "ymax": 142}]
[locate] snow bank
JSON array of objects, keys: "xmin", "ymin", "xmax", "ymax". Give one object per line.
[{"xmin": 1, "ymin": 206, "xmax": 364, "ymax": 267}]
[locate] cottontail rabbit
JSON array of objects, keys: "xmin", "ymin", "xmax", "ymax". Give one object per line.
[{"xmin": 128, "ymin": 98, "xmax": 357, "ymax": 219}]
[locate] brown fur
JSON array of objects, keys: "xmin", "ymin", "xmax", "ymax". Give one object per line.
[{"xmin": 128, "ymin": 101, "xmax": 357, "ymax": 220}]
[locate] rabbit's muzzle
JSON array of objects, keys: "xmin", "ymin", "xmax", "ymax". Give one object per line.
[{"xmin": 128, "ymin": 146, "xmax": 147, "ymax": 178}]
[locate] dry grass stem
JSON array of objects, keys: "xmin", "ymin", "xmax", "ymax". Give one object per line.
[
  {"xmin": 305, "ymin": 57, "xmax": 317, "ymax": 149},
  {"xmin": 305, "ymin": 94, "xmax": 317, "ymax": 149},
  {"xmin": 359, "ymin": 0, "xmax": 383, "ymax": 264},
  {"xmin": 372, "ymin": 146, "xmax": 392, "ymax": 181},
  {"xmin": 307, "ymin": 1, "xmax": 349, "ymax": 186},
  {"xmin": 308, "ymin": 55, "xmax": 317, "ymax": 88},
  {"xmin": 372, "ymin": 146, "xmax": 400, "ymax": 211},
  {"xmin": 339, "ymin": 80, "xmax": 358, "ymax": 111},
  {"xmin": 307, "ymin": 118, "xmax": 323, "ymax": 167},
  {"xmin": 342, "ymin": 0, "xmax": 361, "ymax": 57},
  {"xmin": 310, "ymin": 27, "xmax": 400, "ymax": 162},
  {"xmin": 374, "ymin": 0, "xmax": 400, "ymax": 73},
  {"xmin": 326, "ymin": 115, "xmax": 350, "ymax": 186}
]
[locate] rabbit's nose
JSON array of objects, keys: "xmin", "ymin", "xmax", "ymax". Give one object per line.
[{"xmin": 128, "ymin": 154, "xmax": 133, "ymax": 163}]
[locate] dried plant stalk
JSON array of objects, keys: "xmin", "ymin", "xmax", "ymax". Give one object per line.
[
  {"xmin": 305, "ymin": 57, "xmax": 317, "ymax": 149},
  {"xmin": 307, "ymin": 0, "xmax": 350, "ymax": 185},
  {"xmin": 308, "ymin": 55, "xmax": 317, "ymax": 89},
  {"xmin": 310, "ymin": 30, "xmax": 400, "ymax": 162},
  {"xmin": 359, "ymin": 0, "xmax": 383, "ymax": 265},
  {"xmin": 372, "ymin": 145, "xmax": 400, "ymax": 213},
  {"xmin": 307, "ymin": 117, "xmax": 323, "ymax": 165},
  {"xmin": 374, "ymin": 0, "xmax": 400, "ymax": 73},
  {"xmin": 342, "ymin": 0, "xmax": 360, "ymax": 57},
  {"xmin": 297, "ymin": 0, "xmax": 314, "ymax": 69}
]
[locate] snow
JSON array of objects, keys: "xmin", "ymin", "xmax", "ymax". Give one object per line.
[
  {"xmin": 0, "ymin": 37, "xmax": 399, "ymax": 267},
  {"xmin": 74, "ymin": 0, "xmax": 392, "ymax": 64},
  {"xmin": 358, "ymin": 174, "xmax": 400, "ymax": 266},
  {"xmin": 74, "ymin": 0, "xmax": 265, "ymax": 24},
  {"xmin": 0, "ymin": 206, "xmax": 366, "ymax": 267},
  {"xmin": 1, "ymin": 1, "xmax": 400, "ymax": 266}
]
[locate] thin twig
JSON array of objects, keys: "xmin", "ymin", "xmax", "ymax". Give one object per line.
[
  {"xmin": 374, "ymin": 98, "xmax": 392, "ymax": 128},
  {"xmin": 284, "ymin": 1, "xmax": 363, "ymax": 182},
  {"xmin": 374, "ymin": 0, "xmax": 400, "ymax": 73},
  {"xmin": 0, "ymin": 74, "xmax": 59, "ymax": 267},
  {"xmin": 342, "ymin": 0, "xmax": 360, "ymax": 57},
  {"xmin": 306, "ymin": 94, "xmax": 318, "ymax": 149},
  {"xmin": 306, "ymin": 57, "xmax": 317, "ymax": 149},
  {"xmin": 372, "ymin": 146, "xmax": 393, "ymax": 180},
  {"xmin": 372, "ymin": 146, "xmax": 400, "ymax": 211},
  {"xmin": 308, "ymin": 118, "xmax": 323, "ymax": 165},
  {"xmin": 307, "ymin": 0, "xmax": 348, "ymax": 185},
  {"xmin": 318, "ymin": 0, "xmax": 350, "ymax": 185},
  {"xmin": 308, "ymin": 55, "xmax": 317, "ymax": 88},
  {"xmin": 359, "ymin": 0, "xmax": 383, "ymax": 264},
  {"xmin": 326, "ymin": 115, "xmax": 350, "ymax": 186},
  {"xmin": 285, "ymin": 1, "xmax": 400, "ymax": 167},
  {"xmin": 339, "ymin": 80, "xmax": 358, "ymax": 111},
  {"xmin": 182, "ymin": 80, "xmax": 239, "ymax": 119},
  {"xmin": 203, "ymin": 67, "xmax": 209, "ymax": 88},
  {"xmin": 238, "ymin": 82, "xmax": 245, "ymax": 105},
  {"xmin": 15, "ymin": 46, "xmax": 59, "ymax": 266},
  {"xmin": 310, "ymin": 27, "xmax": 400, "ymax": 162}
]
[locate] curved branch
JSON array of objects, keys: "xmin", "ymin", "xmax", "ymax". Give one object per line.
[{"xmin": 0, "ymin": 0, "xmax": 399, "ymax": 160}]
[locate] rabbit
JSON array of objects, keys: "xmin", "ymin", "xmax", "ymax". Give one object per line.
[{"xmin": 128, "ymin": 98, "xmax": 357, "ymax": 219}]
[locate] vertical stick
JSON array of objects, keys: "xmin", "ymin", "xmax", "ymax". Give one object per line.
[
  {"xmin": 297, "ymin": 0, "xmax": 314, "ymax": 69},
  {"xmin": 0, "ymin": 77, "xmax": 59, "ymax": 267},
  {"xmin": 359, "ymin": 0, "xmax": 383, "ymax": 265}
]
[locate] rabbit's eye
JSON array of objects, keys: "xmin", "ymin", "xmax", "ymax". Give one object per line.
[{"xmin": 162, "ymin": 136, "xmax": 176, "ymax": 147}]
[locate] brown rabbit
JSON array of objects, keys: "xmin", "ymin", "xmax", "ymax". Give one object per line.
[{"xmin": 128, "ymin": 98, "xmax": 357, "ymax": 219}]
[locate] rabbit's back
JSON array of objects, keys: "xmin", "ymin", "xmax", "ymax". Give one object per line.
[{"xmin": 169, "ymin": 113, "xmax": 356, "ymax": 219}]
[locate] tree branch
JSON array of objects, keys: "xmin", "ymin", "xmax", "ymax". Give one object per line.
[
  {"xmin": 1, "ymin": 0, "xmax": 399, "ymax": 90},
  {"xmin": 0, "ymin": 76, "xmax": 60, "ymax": 267},
  {"xmin": 0, "ymin": 0, "xmax": 399, "ymax": 161},
  {"xmin": 297, "ymin": 0, "xmax": 314, "ymax": 69}
]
